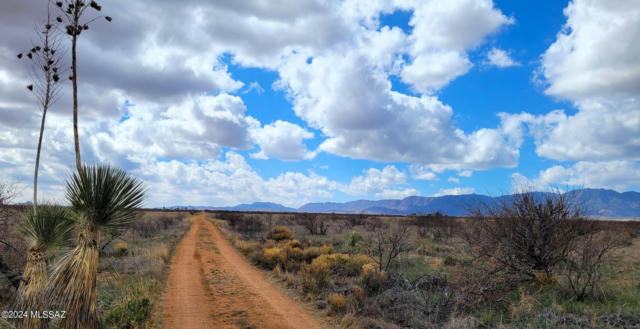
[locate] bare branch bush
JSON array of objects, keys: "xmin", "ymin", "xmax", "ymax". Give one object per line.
[
  {"xmin": 562, "ymin": 229, "xmax": 630, "ymax": 301},
  {"xmin": 465, "ymin": 190, "xmax": 590, "ymax": 279},
  {"xmin": 298, "ymin": 214, "xmax": 329, "ymax": 235},
  {"xmin": 363, "ymin": 223, "xmax": 411, "ymax": 272}
]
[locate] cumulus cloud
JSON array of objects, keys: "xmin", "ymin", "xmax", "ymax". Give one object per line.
[
  {"xmin": 135, "ymin": 152, "xmax": 341, "ymax": 208},
  {"xmin": 512, "ymin": 161, "xmax": 640, "ymax": 192},
  {"xmin": 433, "ymin": 187, "xmax": 475, "ymax": 197},
  {"xmin": 410, "ymin": 164, "xmax": 439, "ymax": 181},
  {"xmin": 346, "ymin": 165, "xmax": 411, "ymax": 197},
  {"xmin": 485, "ymin": 47, "xmax": 520, "ymax": 68},
  {"xmin": 401, "ymin": 0, "xmax": 514, "ymax": 92},
  {"xmin": 540, "ymin": 0, "xmax": 640, "ymax": 101},
  {"xmin": 0, "ymin": 0, "xmax": 533, "ymax": 206},
  {"xmin": 529, "ymin": 0, "xmax": 640, "ymax": 162},
  {"xmin": 250, "ymin": 120, "xmax": 314, "ymax": 161}
]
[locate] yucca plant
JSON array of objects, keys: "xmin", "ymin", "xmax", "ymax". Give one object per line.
[
  {"xmin": 48, "ymin": 164, "xmax": 144, "ymax": 329},
  {"xmin": 15, "ymin": 205, "xmax": 74, "ymax": 329}
]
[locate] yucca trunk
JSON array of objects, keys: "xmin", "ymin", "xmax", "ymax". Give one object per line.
[
  {"xmin": 15, "ymin": 247, "xmax": 48, "ymax": 329},
  {"xmin": 48, "ymin": 227, "xmax": 99, "ymax": 329}
]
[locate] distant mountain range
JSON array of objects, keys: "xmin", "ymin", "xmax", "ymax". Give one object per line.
[{"xmin": 169, "ymin": 188, "xmax": 640, "ymax": 218}]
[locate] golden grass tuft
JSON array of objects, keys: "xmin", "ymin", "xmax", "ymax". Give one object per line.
[{"xmin": 327, "ymin": 293, "xmax": 346, "ymax": 314}]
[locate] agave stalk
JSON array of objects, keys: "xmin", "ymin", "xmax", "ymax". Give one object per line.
[
  {"xmin": 17, "ymin": 0, "xmax": 65, "ymax": 214},
  {"xmin": 15, "ymin": 205, "xmax": 73, "ymax": 329},
  {"xmin": 48, "ymin": 164, "xmax": 144, "ymax": 329}
]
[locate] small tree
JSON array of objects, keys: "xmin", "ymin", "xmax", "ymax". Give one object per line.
[
  {"xmin": 466, "ymin": 190, "xmax": 589, "ymax": 279},
  {"xmin": 54, "ymin": 0, "xmax": 111, "ymax": 170},
  {"xmin": 363, "ymin": 223, "xmax": 410, "ymax": 272},
  {"xmin": 299, "ymin": 214, "xmax": 329, "ymax": 235},
  {"xmin": 17, "ymin": 0, "xmax": 65, "ymax": 215}
]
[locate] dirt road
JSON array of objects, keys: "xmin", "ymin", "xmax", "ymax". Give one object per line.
[{"xmin": 162, "ymin": 214, "xmax": 325, "ymax": 329}]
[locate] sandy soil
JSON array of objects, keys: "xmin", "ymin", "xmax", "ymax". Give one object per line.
[{"xmin": 162, "ymin": 213, "xmax": 325, "ymax": 329}]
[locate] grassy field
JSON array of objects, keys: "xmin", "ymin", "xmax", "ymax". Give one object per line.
[
  {"xmin": 211, "ymin": 211, "xmax": 640, "ymax": 329},
  {"xmin": 0, "ymin": 209, "xmax": 190, "ymax": 329}
]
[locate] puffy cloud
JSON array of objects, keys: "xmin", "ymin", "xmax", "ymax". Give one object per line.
[
  {"xmin": 527, "ymin": 99, "xmax": 640, "ymax": 161},
  {"xmin": 135, "ymin": 152, "xmax": 341, "ymax": 208},
  {"xmin": 529, "ymin": 0, "xmax": 640, "ymax": 162},
  {"xmin": 250, "ymin": 120, "xmax": 314, "ymax": 161},
  {"xmin": 485, "ymin": 47, "xmax": 520, "ymax": 68},
  {"xmin": 410, "ymin": 164, "xmax": 439, "ymax": 181},
  {"xmin": 512, "ymin": 161, "xmax": 640, "ymax": 192},
  {"xmin": 540, "ymin": 0, "xmax": 640, "ymax": 101},
  {"xmin": 346, "ymin": 166, "xmax": 410, "ymax": 196},
  {"xmin": 433, "ymin": 187, "xmax": 475, "ymax": 197},
  {"xmin": 401, "ymin": 0, "xmax": 513, "ymax": 92}
]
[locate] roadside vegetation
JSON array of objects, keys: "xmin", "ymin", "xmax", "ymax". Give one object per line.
[
  {"xmin": 0, "ymin": 208, "xmax": 189, "ymax": 329},
  {"xmin": 213, "ymin": 193, "xmax": 640, "ymax": 329}
]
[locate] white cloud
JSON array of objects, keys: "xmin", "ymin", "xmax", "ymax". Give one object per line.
[
  {"xmin": 250, "ymin": 120, "xmax": 314, "ymax": 161},
  {"xmin": 244, "ymin": 81, "xmax": 264, "ymax": 94},
  {"xmin": 458, "ymin": 170, "xmax": 473, "ymax": 177},
  {"xmin": 410, "ymin": 164, "xmax": 439, "ymax": 181},
  {"xmin": 433, "ymin": 187, "xmax": 475, "ymax": 197},
  {"xmin": 135, "ymin": 152, "xmax": 341, "ymax": 208},
  {"xmin": 540, "ymin": 0, "xmax": 640, "ymax": 101},
  {"xmin": 401, "ymin": 0, "xmax": 514, "ymax": 92},
  {"xmin": 448, "ymin": 177, "xmax": 460, "ymax": 184},
  {"xmin": 512, "ymin": 161, "xmax": 640, "ymax": 192},
  {"xmin": 527, "ymin": 0, "xmax": 640, "ymax": 163},
  {"xmin": 485, "ymin": 47, "xmax": 520, "ymax": 68},
  {"xmin": 376, "ymin": 188, "xmax": 419, "ymax": 199},
  {"xmin": 346, "ymin": 165, "xmax": 409, "ymax": 196}
]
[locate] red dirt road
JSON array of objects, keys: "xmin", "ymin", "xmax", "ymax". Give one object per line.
[{"xmin": 162, "ymin": 214, "xmax": 324, "ymax": 329}]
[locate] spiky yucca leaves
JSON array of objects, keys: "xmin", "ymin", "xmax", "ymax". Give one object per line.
[
  {"xmin": 48, "ymin": 164, "xmax": 144, "ymax": 329},
  {"xmin": 15, "ymin": 205, "xmax": 73, "ymax": 329}
]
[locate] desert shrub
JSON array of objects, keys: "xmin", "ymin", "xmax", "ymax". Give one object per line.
[
  {"xmin": 129, "ymin": 212, "xmax": 186, "ymax": 238},
  {"xmin": 454, "ymin": 259, "xmax": 519, "ymax": 311},
  {"xmin": 268, "ymin": 225, "xmax": 293, "ymax": 241},
  {"xmin": 344, "ymin": 231, "xmax": 363, "ymax": 253},
  {"xmin": 361, "ymin": 263, "xmax": 387, "ymax": 294},
  {"xmin": 301, "ymin": 262, "xmax": 330, "ymax": 294},
  {"xmin": 261, "ymin": 247, "xmax": 286, "ymax": 269},
  {"xmin": 225, "ymin": 213, "xmax": 265, "ymax": 235},
  {"xmin": 363, "ymin": 224, "xmax": 411, "ymax": 272},
  {"xmin": 301, "ymin": 244, "xmax": 334, "ymax": 262},
  {"xmin": 327, "ymin": 293, "xmax": 346, "ymax": 314},
  {"xmin": 443, "ymin": 255, "xmax": 458, "ymax": 266},
  {"xmin": 465, "ymin": 191, "xmax": 591, "ymax": 279},
  {"xmin": 285, "ymin": 239, "xmax": 303, "ymax": 249},
  {"xmin": 104, "ymin": 280, "xmax": 158, "ymax": 329},
  {"xmin": 236, "ymin": 239, "xmax": 260, "ymax": 255},
  {"xmin": 562, "ymin": 230, "xmax": 629, "ymax": 301},
  {"xmin": 313, "ymin": 254, "xmax": 370, "ymax": 277},
  {"xmin": 114, "ymin": 242, "xmax": 129, "ymax": 257},
  {"xmin": 297, "ymin": 214, "xmax": 329, "ymax": 235},
  {"xmin": 362, "ymin": 274, "xmax": 456, "ymax": 328}
]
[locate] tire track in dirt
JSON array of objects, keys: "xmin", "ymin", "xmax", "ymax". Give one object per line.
[{"xmin": 162, "ymin": 214, "xmax": 325, "ymax": 329}]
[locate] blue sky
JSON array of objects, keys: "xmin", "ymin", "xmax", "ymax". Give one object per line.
[{"xmin": 1, "ymin": 0, "xmax": 639, "ymax": 207}]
